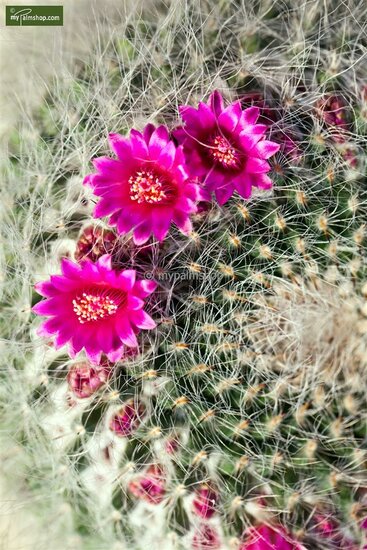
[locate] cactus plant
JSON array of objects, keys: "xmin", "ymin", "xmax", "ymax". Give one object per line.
[{"xmin": 2, "ymin": 1, "xmax": 367, "ymax": 549}]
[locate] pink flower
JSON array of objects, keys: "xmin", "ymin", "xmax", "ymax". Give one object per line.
[
  {"xmin": 128, "ymin": 464, "xmax": 166, "ymax": 504},
  {"xmin": 109, "ymin": 400, "xmax": 146, "ymax": 436},
  {"xmin": 175, "ymin": 90, "xmax": 280, "ymax": 205},
  {"xmin": 84, "ymin": 124, "xmax": 202, "ymax": 244},
  {"xmin": 240, "ymin": 524, "xmax": 304, "ymax": 550},
  {"xmin": 192, "ymin": 484, "xmax": 219, "ymax": 519},
  {"xmin": 33, "ymin": 255, "xmax": 157, "ymax": 364},
  {"xmin": 192, "ymin": 524, "xmax": 221, "ymax": 550},
  {"xmin": 67, "ymin": 361, "xmax": 112, "ymax": 398}
]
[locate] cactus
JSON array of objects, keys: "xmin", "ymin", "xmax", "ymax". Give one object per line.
[{"xmin": 2, "ymin": 1, "xmax": 367, "ymax": 549}]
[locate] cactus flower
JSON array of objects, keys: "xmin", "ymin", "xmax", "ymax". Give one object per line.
[
  {"xmin": 175, "ymin": 90, "xmax": 280, "ymax": 205},
  {"xmin": 84, "ymin": 124, "xmax": 202, "ymax": 244},
  {"xmin": 33, "ymin": 255, "xmax": 157, "ymax": 363}
]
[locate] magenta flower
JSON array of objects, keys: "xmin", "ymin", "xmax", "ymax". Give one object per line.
[
  {"xmin": 175, "ymin": 90, "xmax": 280, "ymax": 205},
  {"xmin": 128, "ymin": 464, "xmax": 166, "ymax": 504},
  {"xmin": 109, "ymin": 400, "xmax": 146, "ymax": 437},
  {"xmin": 84, "ymin": 124, "xmax": 202, "ymax": 244},
  {"xmin": 240, "ymin": 524, "xmax": 305, "ymax": 550},
  {"xmin": 33, "ymin": 255, "xmax": 157, "ymax": 364}
]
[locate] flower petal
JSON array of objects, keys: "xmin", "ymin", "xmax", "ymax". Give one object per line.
[
  {"xmin": 130, "ymin": 309, "xmax": 156, "ymax": 330},
  {"xmin": 255, "ymin": 140, "xmax": 280, "ymax": 159},
  {"xmin": 116, "ymin": 315, "xmax": 138, "ymax": 347}
]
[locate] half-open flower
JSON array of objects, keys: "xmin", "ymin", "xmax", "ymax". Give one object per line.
[
  {"xmin": 84, "ymin": 124, "xmax": 202, "ymax": 244},
  {"xmin": 175, "ymin": 90, "xmax": 280, "ymax": 205},
  {"xmin": 33, "ymin": 255, "xmax": 157, "ymax": 364}
]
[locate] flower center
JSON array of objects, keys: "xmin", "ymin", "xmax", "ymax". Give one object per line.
[
  {"xmin": 73, "ymin": 291, "xmax": 119, "ymax": 324},
  {"xmin": 129, "ymin": 170, "xmax": 167, "ymax": 204},
  {"xmin": 209, "ymin": 135, "xmax": 239, "ymax": 168}
]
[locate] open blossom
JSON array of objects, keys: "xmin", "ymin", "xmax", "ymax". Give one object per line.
[
  {"xmin": 175, "ymin": 90, "xmax": 280, "ymax": 205},
  {"xmin": 84, "ymin": 124, "xmax": 202, "ymax": 245},
  {"xmin": 33, "ymin": 254, "xmax": 157, "ymax": 364},
  {"xmin": 240, "ymin": 524, "xmax": 305, "ymax": 550},
  {"xmin": 128, "ymin": 464, "xmax": 166, "ymax": 504}
]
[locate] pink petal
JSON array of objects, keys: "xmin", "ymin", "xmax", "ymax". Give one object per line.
[
  {"xmin": 133, "ymin": 219, "xmax": 153, "ymax": 245},
  {"xmin": 218, "ymin": 102, "xmax": 242, "ymax": 132},
  {"xmin": 173, "ymin": 210, "xmax": 192, "ymax": 234},
  {"xmin": 215, "ymin": 184, "xmax": 235, "ymax": 205},
  {"xmin": 151, "ymin": 208, "xmax": 173, "ymax": 241},
  {"xmin": 241, "ymin": 106, "xmax": 260, "ymax": 124},
  {"xmin": 233, "ymin": 175, "xmax": 253, "ymax": 199},
  {"xmin": 158, "ymin": 141, "xmax": 176, "ymax": 170},
  {"xmin": 246, "ymin": 158, "xmax": 271, "ymax": 174},
  {"xmin": 134, "ymin": 280, "xmax": 158, "ymax": 297},
  {"xmin": 130, "ymin": 309, "xmax": 156, "ymax": 330},
  {"xmin": 34, "ymin": 281, "xmax": 58, "ymax": 297},
  {"xmin": 127, "ymin": 295, "xmax": 145, "ymax": 310},
  {"xmin": 96, "ymin": 254, "xmax": 112, "ymax": 271},
  {"xmin": 61, "ymin": 258, "xmax": 82, "ymax": 279},
  {"xmin": 37, "ymin": 317, "xmax": 60, "ymax": 337},
  {"xmin": 118, "ymin": 269, "xmax": 136, "ymax": 291},
  {"xmin": 208, "ymin": 90, "xmax": 224, "ymax": 117},
  {"xmin": 33, "ymin": 297, "xmax": 66, "ymax": 316},
  {"xmin": 130, "ymin": 129, "xmax": 149, "ymax": 160},
  {"xmin": 116, "ymin": 315, "xmax": 138, "ymax": 347},
  {"xmin": 143, "ymin": 123, "xmax": 156, "ymax": 143},
  {"xmin": 94, "ymin": 198, "xmax": 122, "ymax": 218},
  {"xmin": 197, "ymin": 102, "xmax": 216, "ymax": 128},
  {"xmin": 148, "ymin": 126, "xmax": 170, "ymax": 159},
  {"xmin": 108, "ymin": 133, "xmax": 132, "ymax": 159},
  {"xmin": 255, "ymin": 140, "xmax": 280, "ymax": 159}
]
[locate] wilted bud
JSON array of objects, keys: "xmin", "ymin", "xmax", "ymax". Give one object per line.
[
  {"xmin": 128, "ymin": 464, "xmax": 166, "ymax": 504},
  {"xmin": 192, "ymin": 483, "xmax": 219, "ymax": 519},
  {"xmin": 109, "ymin": 400, "xmax": 146, "ymax": 437},
  {"xmin": 67, "ymin": 361, "xmax": 112, "ymax": 399}
]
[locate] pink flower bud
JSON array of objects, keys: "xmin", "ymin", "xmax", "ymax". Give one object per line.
[
  {"xmin": 109, "ymin": 401, "xmax": 146, "ymax": 437},
  {"xmin": 75, "ymin": 225, "xmax": 117, "ymax": 263},
  {"xmin": 192, "ymin": 484, "xmax": 218, "ymax": 519},
  {"xmin": 67, "ymin": 362, "xmax": 111, "ymax": 398},
  {"xmin": 192, "ymin": 524, "xmax": 221, "ymax": 550},
  {"xmin": 316, "ymin": 95, "xmax": 350, "ymax": 142},
  {"xmin": 128, "ymin": 464, "xmax": 166, "ymax": 504}
]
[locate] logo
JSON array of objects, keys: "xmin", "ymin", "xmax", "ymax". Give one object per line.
[{"xmin": 6, "ymin": 5, "xmax": 63, "ymax": 26}]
